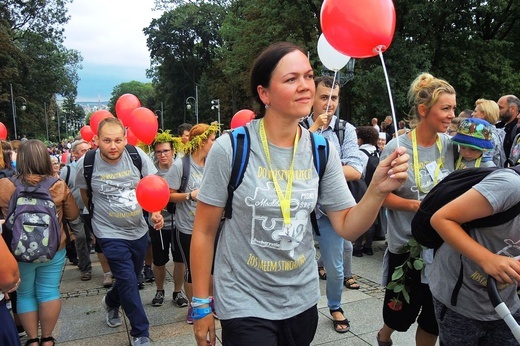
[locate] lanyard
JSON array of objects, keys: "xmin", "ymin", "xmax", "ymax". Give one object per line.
[
  {"xmin": 456, "ymin": 155, "xmax": 481, "ymax": 170},
  {"xmin": 411, "ymin": 130, "xmax": 443, "ymax": 193},
  {"xmin": 259, "ymin": 119, "xmax": 299, "ymax": 226}
]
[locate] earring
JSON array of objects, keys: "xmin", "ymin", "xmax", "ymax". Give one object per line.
[{"xmin": 265, "ymin": 104, "xmax": 269, "ymax": 109}]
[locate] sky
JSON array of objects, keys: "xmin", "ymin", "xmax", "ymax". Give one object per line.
[{"xmin": 63, "ymin": 0, "xmax": 163, "ymax": 102}]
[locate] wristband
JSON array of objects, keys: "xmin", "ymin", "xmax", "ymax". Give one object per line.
[
  {"xmin": 192, "ymin": 306, "xmax": 212, "ymax": 320},
  {"xmin": 191, "ymin": 297, "xmax": 211, "ymax": 308}
]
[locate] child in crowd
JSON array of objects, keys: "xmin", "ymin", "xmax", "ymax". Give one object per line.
[{"xmin": 451, "ymin": 118, "xmax": 495, "ymax": 169}]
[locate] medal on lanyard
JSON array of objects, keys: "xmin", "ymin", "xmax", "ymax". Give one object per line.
[{"xmin": 411, "ymin": 130, "xmax": 443, "ymax": 193}]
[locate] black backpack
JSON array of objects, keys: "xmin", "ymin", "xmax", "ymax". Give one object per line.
[
  {"xmin": 411, "ymin": 166, "xmax": 520, "ymax": 250},
  {"xmin": 300, "ymin": 117, "xmax": 346, "ymax": 146},
  {"xmin": 83, "ymin": 144, "xmax": 142, "ymax": 217},
  {"xmin": 360, "ymin": 148, "xmax": 380, "ymax": 186}
]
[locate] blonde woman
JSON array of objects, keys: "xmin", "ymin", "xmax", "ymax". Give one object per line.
[{"xmin": 472, "ymin": 98, "xmax": 506, "ymax": 167}]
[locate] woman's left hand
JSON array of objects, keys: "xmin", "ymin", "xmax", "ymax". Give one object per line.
[
  {"xmin": 151, "ymin": 212, "xmax": 164, "ymax": 230},
  {"xmin": 370, "ymin": 147, "xmax": 409, "ymax": 195}
]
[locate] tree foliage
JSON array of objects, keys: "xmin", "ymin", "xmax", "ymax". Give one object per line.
[
  {"xmin": 145, "ymin": 0, "xmax": 520, "ymax": 131},
  {"xmin": 0, "ymin": 0, "xmax": 82, "ymax": 140}
]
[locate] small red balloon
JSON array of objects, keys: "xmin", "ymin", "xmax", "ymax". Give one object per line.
[
  {"xmin": 116, "ymin": 94, "xmax": 141, "ymax": 127},
  {"xmin": 230, "ymin": 109, "xmax": 255, "ymax": 129},
  {"xmin": 90, "ymin": 110, "xmax": 114, "ymax": 135},
  {"xmin": 136, "ymin": 175, "xmax": 170, "ymax": 212},
  {"xmin": 129, "ymin": 107, "xmax": 158, "ymax": 145},
  {"xmin": 126, "ymin": 127, "xmax": 138, "ymax": 146},
  {"xmin": 79, "ymin": 125, "xmax": 94, "ymax": 142},
  {"xmin": 321, "ymin": 0, "xmax": 396, "ymax": 58},
  {"xmin": 0, "ymin": 122, "xmax": 7, "ymax": 140},
  {"xmin": 61, "ymin": 152, "xmax": 69, "ymax": 164}
]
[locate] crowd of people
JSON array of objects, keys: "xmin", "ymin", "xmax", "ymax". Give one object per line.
[{"xmin": 1, "ymin": 40, "xmax": 520, "ymax": 346}]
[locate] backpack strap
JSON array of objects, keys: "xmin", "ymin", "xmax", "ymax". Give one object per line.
[
  {"xmin": 125, "ymin": 144, "xmax": 143, "ymax": 178},
  {"xmin": 83, "ymin": 149, "xmax": 96, "ymax": 217},
  {"xmin": 309, "ymin": 132, "xmax": 329, "ymax": 236},
  {"xmin": 299, "ymin": 117, "xmax": 311, "ymax": 130},
  {"xmin": 334, "ymin": 119, "xmax": 345, "ymax": 147},
  {"xmin": 63, "ymin": 165, "xmax": 71, "ymax": 187},
  {"xmin": 225, "ymin": 126, "xmax": 251, "ymax": 219},
  {"xmin": 166, "ymin": 155, "xmax": 191, "ymax": 215}
]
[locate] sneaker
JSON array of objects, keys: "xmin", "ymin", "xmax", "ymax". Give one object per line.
[
  {"xmin": 353, "ymin": 249, "xmax": 363, "ymax": 257},
  {"xmin": 172, "ymin": 291, "xmax": 189, "ymax": 308},
  {"xmin": 152, "ymin": 290, "xmax": 164, "ymax": 307},
  {"xmin": 131, "ymin": 336, "xmax": 151, "ymax": 346},
  {"xmin": 103, "ymin": 272, "xmax": 113, "ymax": 288},
  {"xmin": 81, "ymin": 272, "xmax": 92, "ymax": 281},
  {"xmin": 137, "ymin": 272, "xmax": 145, "ymax": 290},
  {"xmin": 186, "ymin": 306, "xmax": 193, "ymax": 324},
  {"xmin": 210, "ymin": 296, "xmax": 219, "ymax": 319},
  {"xmin": 16, "ymin": 325, "xmax": 26, "ymax": 338},
  {"xmin": 102, "ymin": 296, "xmax": 122, "ymax": 328},
  {"xmin": 143, "ymin": 265, "xmax": 155, "ymax": 282},
  {"xmin": 362, "ymin": 247, "xmax": 374, "ymax": 256}
]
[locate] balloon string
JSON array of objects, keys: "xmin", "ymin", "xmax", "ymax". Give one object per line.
[
  {"xmin": 377, "ymin": 47, "xmax": 400, "ymax": 149},
  {"xmin": 322, "ymin": 71, "xmax": 339, "ymax": 131},
  {"xmin": 160, "ymin": 229, "xmax": 164, "ymax": 250}
]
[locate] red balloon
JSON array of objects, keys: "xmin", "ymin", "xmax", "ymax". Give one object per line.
[
  {"xmin": 0, "ymin": 122, "xmax": 7, "ymax": 140},
  {"xmin": 230, "ymin": 109, "xmax": 255, "ymax": 129},
  {"xmin": 90, "ymin": 110, "xmax": 114, "ymax": 135},
  {"xmin": 321, "ymin": 0, "xmax": 396, "ymax": 58},
  {"xmin": 128, "ymin": 107, "xmax": 158, "ymax": 145},
  {"xmin": 116, "ymin": 94, "xmax": 141, "ymax": 127},
  {"xmin": 79, "ymin": 125, "xmax": 94, "ymax": 142},
  {"xmin": 136, "ymin": 175, "xmax": 170, "ymax": 212},
  {"xmin": 126, "ymin": 127, "xmax": 138, "ymax": 146},
  {"xmin": 61, "ymin": 152, "xmax": 69, "ymax": 164}
]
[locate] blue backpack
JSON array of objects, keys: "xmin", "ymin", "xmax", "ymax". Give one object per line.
[
  {"xmin": 224, "ymin": 126, "xmax": 329, "ymax": 235},
  {"xmin": 4, "ymin": 176, "xmax": 61, "ymax": 263}
]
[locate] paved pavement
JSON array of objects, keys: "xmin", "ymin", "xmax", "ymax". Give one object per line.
[{"xmin": 27, "ymin": 240, "xmax": 433, "ymax": 345}]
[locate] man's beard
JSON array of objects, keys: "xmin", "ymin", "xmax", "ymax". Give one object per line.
[{"xmin": 500, "ymin": 110, "xmax": 514, "ymax": 123}]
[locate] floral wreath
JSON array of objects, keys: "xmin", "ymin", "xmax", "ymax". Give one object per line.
[
  {"xmin": 183, "ymin": 122, "xmax": 220, "ymax": 155},
  {"xmin": 138, "ymin": 130, "xmax": 184, "ymax": 155}
]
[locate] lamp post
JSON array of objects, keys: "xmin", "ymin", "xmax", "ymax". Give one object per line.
[
  {"xmin": 154, "ymin": 102, "xmax": 164, "ymax": 129},
  {"xmin": 185, "ymin": 85, "xmax": 199, "ymax": 124},
  {"xmin": 9, "ymin": 83, "xmax": 27, "ymax": 140},
  {"xmin": 44, "ymin": 102, "xmax": 49, "ymax": 141},
  {"xmin": 211, "ymin": 99, "xmax": 220, "ymax": 134}
]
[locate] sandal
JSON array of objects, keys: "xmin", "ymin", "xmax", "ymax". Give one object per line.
[
  {"xmin": 344, "ymin": 277, "xmax": 360, "ymax": 290},
  {"xmin": 318, "ymin": 266, "xmax": 327, "ymax": 280},
  {"xmin": 40, "ymin": 336, "xmax": 56, "ymax": 346},
  {"xmin": 330, "ymin": 307, "xmax": 350, "ymax": 334},
  {"xmin": 25, "ymin": 338, "xmax": 39, "ymax": 346}
]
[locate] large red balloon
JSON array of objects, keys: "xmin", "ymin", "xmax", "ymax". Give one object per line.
[
  {"xmin": 321, "ymin": 0, "xmax": 396, "ymax": 58},
  {"xmin": 0, "ymin": 122, "xmax": 7, "ymax": 140},
  {"xmin": 128, "ymin": 107, "xmax": 158, "ymax": 145},
  {"xmin": 90, "ymin": 110, "xmax": 114, "ymax": 135},
  {"xmin": 126, "ymin": 127, "xmax": 139, "ymax": 146},
  {"xmin": 79, "ymin": 125, "xmax": 94, "ymax": 142},
  {"xmin": 230, "ymin": 109, "xmax": 255, "ymax": 129},
  {"xmin": 116, "ymin": 94, "xmax": 141, "ymax": 127},
  {"xmin": 136, "ymin": 175, "xmax": 170, "ymax": 212}
]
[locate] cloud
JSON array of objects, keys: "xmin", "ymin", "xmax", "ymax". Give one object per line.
[{"xmin": 63, "ymin": 0, "xmax": 162, "ymax": 101}]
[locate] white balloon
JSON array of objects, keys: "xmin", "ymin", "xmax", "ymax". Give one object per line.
[{"xmin": 317, "ymin": 33, "xmax": 351, "ymax": 71}]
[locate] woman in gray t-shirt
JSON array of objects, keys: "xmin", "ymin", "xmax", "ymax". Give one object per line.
[{"xmin": 190, "ymin": 42, "xmax": 410, "ymax": 346}]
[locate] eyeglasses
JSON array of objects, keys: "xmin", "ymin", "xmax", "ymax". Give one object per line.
[
  {"xmin": 155, "ymin": 149, "xmax": 172, "ymax": 156},
  {"xmin": 52, "ymin": 162, "xmax": 60, "ymax": 166}
]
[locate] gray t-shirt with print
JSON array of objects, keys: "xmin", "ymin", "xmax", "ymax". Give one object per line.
[
  {"xmin": 430, "ymin": 169, "xmax": 520, "ymax": 320},
  {"xmin": 157, "ymin": 166, "xmax": 174, "ymax": 230},
  {"xmin": 164, "ymin": 156, "xmax": 204, "ymax": 235},
  {"xmin": 75, "ymin": 147, "xmax": 157, "ymax": 240},
  {"xmin": 381, "ymin": 133, "xmax": 455, "ymax": 254},
  {"xmin": 197, "ymin": 120, "xmax": 355, "ymax": 321}
]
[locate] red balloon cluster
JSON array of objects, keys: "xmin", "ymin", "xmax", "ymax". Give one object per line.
[
  {"xmin": 116, "ymin": 94, "xmax": 141, "ymax": 127},
  {"xmin": 126, "ymin": 128, "xmax": 139, "ymax": 146},
  {"xmin": 80, "ymin": 125, "xmax": 94, "ymax": 142},
  {"xmin": 321, "ymin": 0, "xmax": 396, "ymax": 58},
  {"xmin": 230, "ymin": 109, "xmax": 255, "ymax": 129},
  {"xmin": 0, "ymin": 122, "xmax": 7, "ymax": 140},
  {"xmin": 136, "ymin": 175, "xmax": 170, "ymax": 212},
  {"xmin": 90, "ymin": 110, "xmax": 114, "ymax": 135}
]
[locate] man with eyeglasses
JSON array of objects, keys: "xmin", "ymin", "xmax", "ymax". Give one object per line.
[{"xmin": 149, "ymin": 134, "xmax": 188, "ymax": 308}]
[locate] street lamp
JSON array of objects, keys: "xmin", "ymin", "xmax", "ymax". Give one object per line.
[
  {"xmin": 185, "ymin": 85, "xmax": 199, "ymax": 124},
  {"xmin": 9, "ymin": 83, "xmax": 27, "ymax": 140},
  {"xmin": 211, "ymin": 99, "xmax": 220, "ymax": 134},
  {"xmin": 154, "ymin": 102, "xmax": 164, "ymax": 129}
]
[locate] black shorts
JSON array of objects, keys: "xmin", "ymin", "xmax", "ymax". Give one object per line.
[
  {"xmin": 221, "ymin": 304, "xmax": 318, "ymax": 346},
  {"xmin": 149, "ymin": 227, "xmax": 182, "ymax": 266},
  {"xmin": 382, "ymin": 251, "xmax": 438, "ymax": 335}
]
